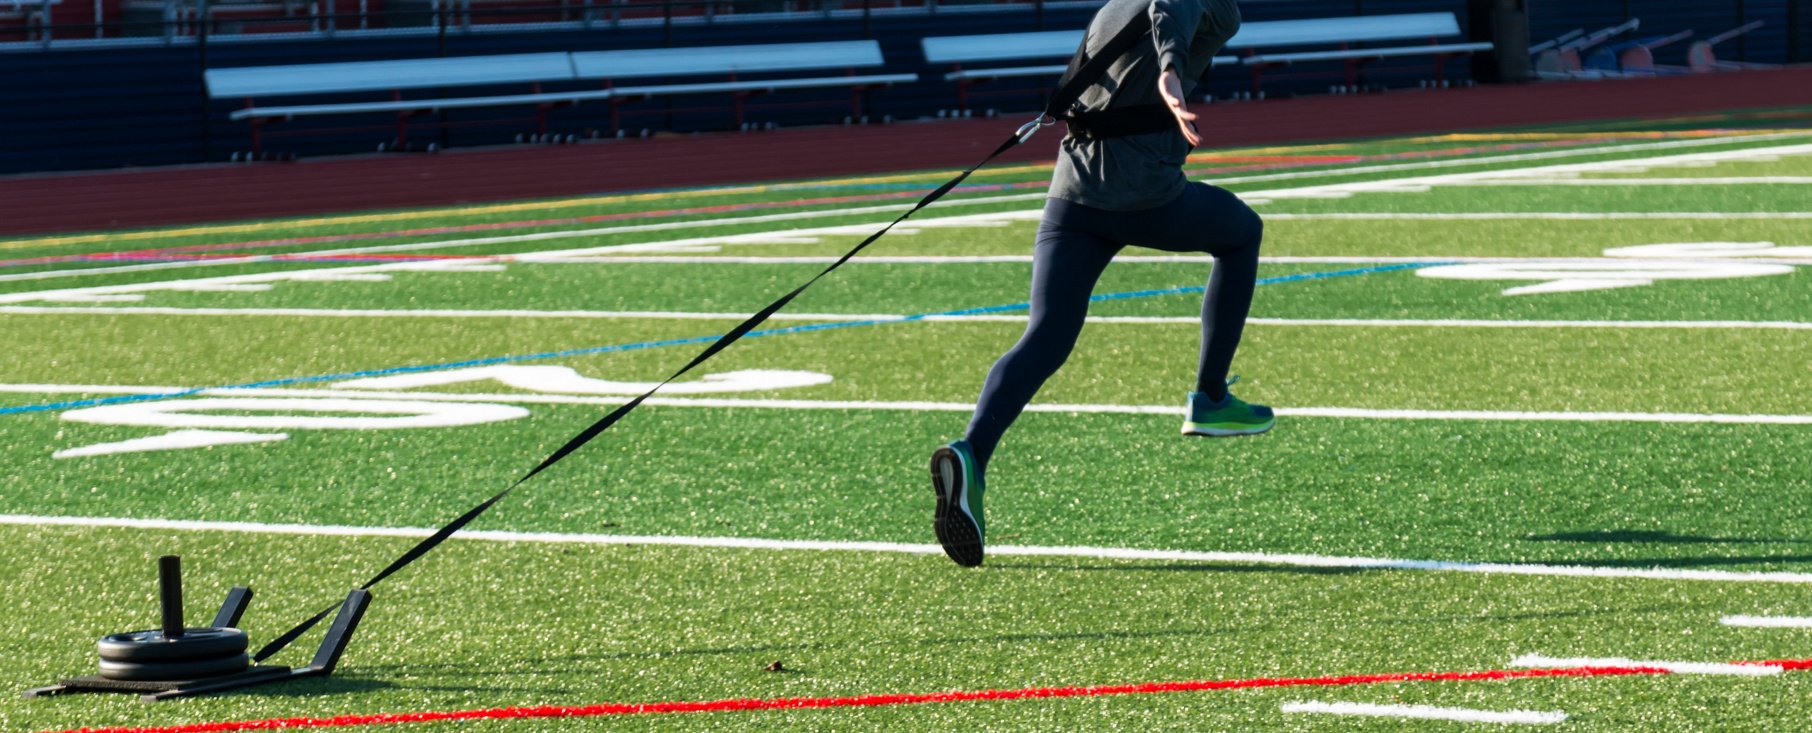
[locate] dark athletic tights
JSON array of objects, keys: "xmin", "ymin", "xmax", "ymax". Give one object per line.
[{"xmin": 963, "ymin": 182, "xmax": 1264, "ymax": 471}]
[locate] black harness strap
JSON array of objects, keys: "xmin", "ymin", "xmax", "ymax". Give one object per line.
[
  {"xmin": 1051, "ymin": 11, "xmax": 1154, "ymax": 115},
  {"xmin": 1065, "ymin": 104, "xmax": 1177, "ymax": 140},
  {"xmin": 254, "ymin": 15, "xmax": 1160, "ymax": 664},
  {"xmin": 1049, "ymin": 11, "xmax": 1178, "ymax": 141}
]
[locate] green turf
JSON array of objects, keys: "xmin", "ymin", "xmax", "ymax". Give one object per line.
[
  {"xmin": 3, "ymin": 525, "xmax": 1811, "ymax": 732},
  {"xmin": 4, "ymin": 405, "xmax": 1810, "ymax": 567},
  {"xmin": 3, "ymin": 116, "xmax": 1810, "ymax": 732}
]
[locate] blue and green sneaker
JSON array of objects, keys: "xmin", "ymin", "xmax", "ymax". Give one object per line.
[
  {"xmin": 1182, "ymin": 380, "xmax": 1276, "ymax": 437},
  {"xmin": 929, "ymin": 440, "xmax": 986, "ymax": 567}
]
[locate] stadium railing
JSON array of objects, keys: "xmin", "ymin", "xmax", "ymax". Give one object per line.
[
  {"xmin": 0, "ymin": 0, "xmax": 58, "ymax": 40},
  {"xmin": 3, "ymin": 0, "xmax": 1077, "ymax": 42}
]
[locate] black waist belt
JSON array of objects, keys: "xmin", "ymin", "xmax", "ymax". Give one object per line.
[{"xmin": 1064, "ymin": 104, "xmax": 1177, "ymax": 140}]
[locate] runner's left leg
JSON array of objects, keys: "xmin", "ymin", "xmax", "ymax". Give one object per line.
[{"xmin": 963, "ymin": 197, "xmax": 1123, "ymax": 472}]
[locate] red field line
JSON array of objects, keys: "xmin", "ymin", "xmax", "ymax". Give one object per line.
[
  {"xmin": 45, "ymin": 658, "xmax": 1812, "ymax": 733},
  {"xmin": 2, "ymin": 67, "xmax": 1810, "ymax": 237}
]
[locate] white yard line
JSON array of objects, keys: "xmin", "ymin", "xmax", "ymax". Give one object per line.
[
  {"xmin": 1201, "ymin": 132, "xmax": 1812, "ymax": 188},
  {"xmin": 1280, "ymin": 701, "xmax": 1567, "ymax": 725},
  {"xmin": 0, "ymin": 306, "xmax": 893, "ymax": 321},
  {"xmin": 1238, "ymin": 141, "xmax": 1812, "ymax": 201},
  {"xmin": 1510, "ymin": 655, "xmax": 1783, "ymax": 676},
  {"xmin": 5, "ymin": 384, "xmax": 1811, "ymax": 425},
  {"xmin": 0, "ymin": 201, "xmax": 1048, "ymax": 285},
  {"xmin": 412, "ymin": 254, "xmax": 1812, "ymax": 265},
  {"xmin": 4, "ymin": 513, "xmax": 1812, "ymax": 586},
  {"xmin": 4, "ymin": 306, "xmax": 1810, "ymax": 332},
  {"xmin": 1446, "ymin": 177, "xmax": 1812, "ymax": 186},
  {"xmin": 0, "ymin": 211, "xmax": 1040, "ymax": 300},
  {"xmin": 0, "ymin": 259, "xmax": 269, "ymax": 283},
  {"xmin": 1721, "ymin": 615, "xmax": 1812, "ymax": 628}
]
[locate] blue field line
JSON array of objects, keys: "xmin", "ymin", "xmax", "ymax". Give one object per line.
[{"xmin": 0, "ymin": 263, "xmax": 1436, "ymax": 417}]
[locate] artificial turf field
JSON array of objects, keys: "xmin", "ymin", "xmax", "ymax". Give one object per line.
[{"xmin": 2, "ymin": 108, "xmax": 1811, "ymax": 731}]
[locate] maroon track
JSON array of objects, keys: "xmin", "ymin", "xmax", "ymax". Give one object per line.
[{"xmin": 4, "ymin": 68, "xmax": 1810, "ymax": 237}]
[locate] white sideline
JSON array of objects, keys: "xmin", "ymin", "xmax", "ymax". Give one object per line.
[
  {"xmin": 1236, "ymin": 140, "xmax": 1812, "ymax": 201},
  {"xmin": 1721, "ymin": 615, "xmax": 1812, "ymax": 628},
  {"xmin": 1510, "ymin": 655, "xmax": 1783, "ymax": 676},
  {"xmin": 5, "ymin": 384, "xmax": 1812, "ymax": 425},
  {"xmin": 4, "ymin": 306, "xmax": 1811, "ymax": 332},
  {"xmin": 5, "ymin": 513, "xmax": 1812, "ymax": 586},
  {"xmin": 1281, "ymin": 701, "xmax": 1567, "ymax": 725},
  {"xmin": 1446, "ymin": 176, "xmax": 1812, "ymax": 186},
  {"xmin": 1201, "ymin": 132, "xmax": 1812, "ymax": 188}
]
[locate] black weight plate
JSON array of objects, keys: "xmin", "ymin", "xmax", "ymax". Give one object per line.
[
  {"xmin": 98, "ymin": 652, "xmax": 251, "ymax": 681},
  {"xmin": 98, "ymin": 627, "xmax": 248, "ymax": 663}
]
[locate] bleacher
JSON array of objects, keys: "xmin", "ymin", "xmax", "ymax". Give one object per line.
[
  {"xmin": 924, "ymin": 12, "xmax": 1487, "ymax": 110},
  {"xmin": 206, "ymin": 40, "xmax": 917, "ymax": 153},
  {"xmin": 1, "ymin": 0, "xmax": 1802, "ymax": 173}
]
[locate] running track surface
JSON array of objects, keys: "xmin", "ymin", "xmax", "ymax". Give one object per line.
[{"xmin": 2, "ymin": 67, "xmax": 1810, "ymax": 236}]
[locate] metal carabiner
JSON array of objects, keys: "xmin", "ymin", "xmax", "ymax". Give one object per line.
[{"xmin": 1015, "ymin": 114, "xmax": 1057, "ymax": 144}]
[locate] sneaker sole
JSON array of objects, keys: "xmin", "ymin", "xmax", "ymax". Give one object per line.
[
  {"xmin": 1181, "ymin": 419, "xmax": 1276, "ymax": 437},
  {"xmin": 929, "ymin": 446, "xmax": 984, "ymax": 568}
]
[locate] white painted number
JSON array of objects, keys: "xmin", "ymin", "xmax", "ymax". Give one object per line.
[
  {"xmin": 62, "ymin": 398, "xmax": 529, "ymax": 431},
  {"xmin": 337, "ymin": 366, "xmax": 833, "ymax": 395},
  {"xmin": 1417, "ymin": 242, "xmax": 1801, "ymax": 295}
]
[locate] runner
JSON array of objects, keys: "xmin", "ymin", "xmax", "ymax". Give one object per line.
[{"xmin": 930, "ymin": 0, "xmax": 1272, "ymax": 568}]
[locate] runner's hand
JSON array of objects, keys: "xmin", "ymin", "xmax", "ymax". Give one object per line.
[{"xmin": 1158, "ymin": 67, "xmax": 1201, "ymax": 147}]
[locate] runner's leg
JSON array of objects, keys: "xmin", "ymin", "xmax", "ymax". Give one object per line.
[
  {"xmin": 963, "ymin": 198, "xmax": 1122, "ymax": 471},
  {"xmin": 1117, "ymin": 182, "xmax": 1264, "ymax": 400}
]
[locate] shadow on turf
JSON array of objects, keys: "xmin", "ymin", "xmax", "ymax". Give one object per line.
[
  {"xmin": 1516, "ymin": 553, "xmax": 1812, "ymax": 569},
  {"xmin": 191, "ymin": 676, "xmax": 405, "ymax": 699},
  {"xmin": 234, "ymin": 673, "xmax": 576, "ymax": 695},
  {"xmin": 1525, "ymin": 529, "xmax": 1811, "ymax": 545},
  {"xmin": 1520, "ymin": 529, "xmax": 1812, "ymax": 567},
  {"xmin": 354, "ymin": 626, "xmax": 1251, "ymax": 677}
]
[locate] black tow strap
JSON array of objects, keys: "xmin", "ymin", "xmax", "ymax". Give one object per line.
[{"xmin": 253, "ymin": 14, "xmax": 1158, "ymax": 663}]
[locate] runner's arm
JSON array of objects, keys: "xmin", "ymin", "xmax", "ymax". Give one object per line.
[{"xmin": 1150, "ymin": 0, "xmax": 1205, "ymax": 146}]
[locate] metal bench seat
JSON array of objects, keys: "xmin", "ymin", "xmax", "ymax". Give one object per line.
[
  {"xmin": 609, "ymin": 74, "xmax": 919, "ymax": 97},
  {"xmin": 570, "ymin": 40, "xmax": 888, "ymax": 78},
  {"xmin": 942, "ymin": 59, "xmax": 1237, "ymax": 83},
  {"xmin": 205, "ymin": 53, "xmax": 577, "ymax": 97},
  {"xmin": 227, "ymin": 91, "xmax": 616, "ymax": 121},
  {"xmin": 1227, "ymin": 13, "xmax": 1464, "ymax": 48},
  {"xmin": 1242, "ymin": 41, "xmax": 1495, "ymax": 66}
]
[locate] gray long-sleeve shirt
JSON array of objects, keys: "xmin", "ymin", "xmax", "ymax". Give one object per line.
[{"xmin": 1048, "ymin": 0, "xmax": 1242, "ymax": 211}]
